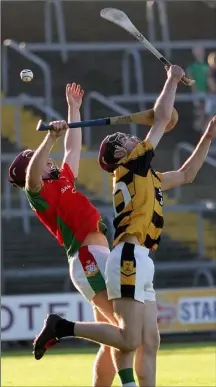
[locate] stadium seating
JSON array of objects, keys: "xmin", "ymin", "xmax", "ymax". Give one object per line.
[
  {"xmin": 164, "ymin": 211, "xmax": 216, "ymax": 261},
  {"xmin": 1, "ymin": 102, "xmax": 110, "ymax": 193},
  {"xmin": 1, "ymin": 1, "xmax": 216, "ymax": 296},
  {"xmin": 1, "ymin": 216, "xmax": 202, "ymax": 294},
  {"xmin": 2, "ymin": 1, "xmax": 215, "ymax": 202},
  {"xmin": 2, "ymin": 103, "xmax": 44, "ymax": 148},
  {"xmin": 2, "ymin": 217, "xmax": 68, "ymax": 294}
]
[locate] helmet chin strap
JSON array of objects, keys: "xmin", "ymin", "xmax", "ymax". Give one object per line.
[
  {"xmin": 50, "ymin": 167, "xmax": 60, "ymax": 179},
  {"xmin": 43, "ymin": 159, "xmax": 60, "ymax": 180}
]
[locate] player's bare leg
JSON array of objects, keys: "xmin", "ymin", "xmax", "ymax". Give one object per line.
[
  {"xmin": 109, "ymin": 298, "xmax": 144, "ymax": 386},
  {"xmin": 35, "ymin": 298, "xmax": 142, "ymax": 351},
  {"xmin": 71, "ymin": 297, "xmax": 143, "ymax": 350},
  {"xmin": 92, "ymin": 306, "xmax": 116, "ymax": 387},
  {"xmin": 91, "ymin": 289, "xmax": 115, "ymax": 323},
  {"xmin": 135, "ymin": 302, "xmax": 160, "ymax": 387},
  {"xmin": 112, "ymin": 346, "xmax": 136, "ymax": 387}
]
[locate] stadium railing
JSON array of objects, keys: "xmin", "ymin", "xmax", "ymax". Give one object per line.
[
  {"xmin": 2, "ymin": 39, "xmax": 216, "ymax": 119},
  {"xmin": 122, "ymin": 49, "xmax": 146, "ymax": 110},
  {"xmin": 2, "ymin": 185, "xmax": 216, "ymax": 293},
  {"xmin": 23, "ymin": 39, "xmax": 216, "ymax": 52},
  {"xmin": 2, "ymin": 152, "xmax": 216, "ymax": 257},
  {"xmin": 83, "ymin": 91, "xmax": 139, "ymax": 147},
  {"xmin": 173, "ymin": 142, "xmax": 216, "ymax": 201},
  {"xmin": 3, "ymin": 40, "xmax": 216, "ymax": 102},
  {"xmin": 44, "ymin": 0, "xmax": 68, "ymax": 63},
  {"xmin": 3, "ymin": 242, "xmax": 216, "ymax": 294},
  {"xmin": 2, "ymin": 39, "xmax": 216, "ymax": 142},
  {"xmin": 146, "ymin": 0, "xmax": 172, "ymax": 59},
  {"xmin": 1, "ymin": 95, "xmax": 64, "ymax": 150},
  {"xmin": 109, "ymin": 93, "xmax": 216, "ymax": 104},
  {"xmin": 1, "ymin": 152, "xmax": 111, "ymax": 234},
  {"xmin": 3, "ymin": 92, "xmax": 216, "ymax": 151},
  {"xmin": 2, "ymin": 37, "xmax": 216, "ymax": 207},
  {"xmin": 2, "ymin": 40, "xmax": 52, "ymax": 119},
  {"xmin": 3, "ymin": 259, "xmax": 216, "ymax": 292}
]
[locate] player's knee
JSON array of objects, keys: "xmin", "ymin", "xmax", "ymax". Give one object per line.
[
  {"xmin": 121, "ymin": 341, "xmax": 139, "ymax": 352},
  {"xmin": 144, "ymin": 329, "xmax": 160, "ymax": 353},
  {"xmin": 124, "ymin": 340, "xmax": 140, "ymax": 352},
  {"xmin": 121, "ymin": 329, "xmax": 141, "ymax": 352}
]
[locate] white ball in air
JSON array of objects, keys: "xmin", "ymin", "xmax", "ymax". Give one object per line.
[{"xmin": 20, "ymin": 69, "xmax": 34, "ymax": 82}]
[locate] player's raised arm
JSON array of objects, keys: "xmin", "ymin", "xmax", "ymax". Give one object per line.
[
  {"xmin": 161, "ymin": 116, "xmax": 216, "ymax": 191},
  {"xmin": 26, "ymin": 121, "xmax": 67, "ymax": 192},
  {"xmin": 146, "ymin": 65, "xmax": 185, "ymax": 150},
  {"xmin": 62, "ymin": 83, "xmax": 84, "ymax": 178}
]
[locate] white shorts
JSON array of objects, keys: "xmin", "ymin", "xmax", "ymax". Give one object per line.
[
  {"xmin": 105, "ymin": 242, "xmax": 155, "ymax": 303},
  {"xmin": 69, "ymin": 245, "xmax": 110, "ymax": 302}
]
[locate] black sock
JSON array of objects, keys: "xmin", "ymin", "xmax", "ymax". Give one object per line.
[{"xmin": 55, "ymin": 319, "xmax": 75, "ymax": 339}]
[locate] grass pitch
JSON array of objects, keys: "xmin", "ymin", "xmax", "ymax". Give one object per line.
[{"xmin": 2, "ymin": 342, "xmax": 215, "ymax": 386}]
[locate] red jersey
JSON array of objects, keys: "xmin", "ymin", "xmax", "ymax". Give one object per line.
[{"xmin": 25, "ymin": 163, "xmax": 106, "ymax": 259}]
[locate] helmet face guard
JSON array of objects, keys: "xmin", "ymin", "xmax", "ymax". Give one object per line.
[
  {"xmin": 42, "ymin": 158, "xmax": 60, "ymax": 181},
  {"xmin": 98, "ymin": 132, "xmax": 141, "ymax": 172}
]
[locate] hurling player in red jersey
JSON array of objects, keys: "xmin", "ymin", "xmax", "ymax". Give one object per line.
[{"xmin": 8, "ymin": 83, "xmax": 117, "ymax": 387}]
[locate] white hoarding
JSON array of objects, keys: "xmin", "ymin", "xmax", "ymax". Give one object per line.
[{"xmin": 1, "ymin": 293, "xmax": 94, "ymax": 341}]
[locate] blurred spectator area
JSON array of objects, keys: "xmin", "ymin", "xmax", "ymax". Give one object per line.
[{"xmin": 1, "ymin": 1, "xmax": 216, "ymax": 294}]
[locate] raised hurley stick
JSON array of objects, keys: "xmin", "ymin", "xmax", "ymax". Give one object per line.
[
  {"xmin": 100, "ymin": 8, "xmax": 195, "ymax": 86},
  {"xmin": 36, "ymin": 108, "xmax": 178, "ymax": 133}
]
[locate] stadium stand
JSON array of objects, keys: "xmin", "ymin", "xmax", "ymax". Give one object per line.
[
  {"xmin": 1, "ymin": 1, "xmax": 216, "ymax": 295},
  {"xmin": 2, "ymin": 2, "xmax": 215, "ymax": 200}
]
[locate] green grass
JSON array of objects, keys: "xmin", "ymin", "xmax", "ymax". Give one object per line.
[{"xmin": 2, "ymin": 342, "xmax": 216, "ymax": 386}]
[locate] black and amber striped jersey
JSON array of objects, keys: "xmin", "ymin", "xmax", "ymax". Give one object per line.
[{"xmin": 112, "ymin": 139, "xmax": 164, "ymax": 250}]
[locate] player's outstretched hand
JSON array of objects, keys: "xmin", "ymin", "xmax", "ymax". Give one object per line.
[
  {"xmin": 206, "ymin": 115, "xmax": 216, "ymax": 139},
  {"xmin": 48, "ymin": 120, "xmax": 68, "ymax": 138},
  {"xmin": 167, "ymin": 65, "xmax": 185, "ymax": 83},
  {"xmin": 66, "ymin": 83, "xmax": 84, "ymax": 109}
]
